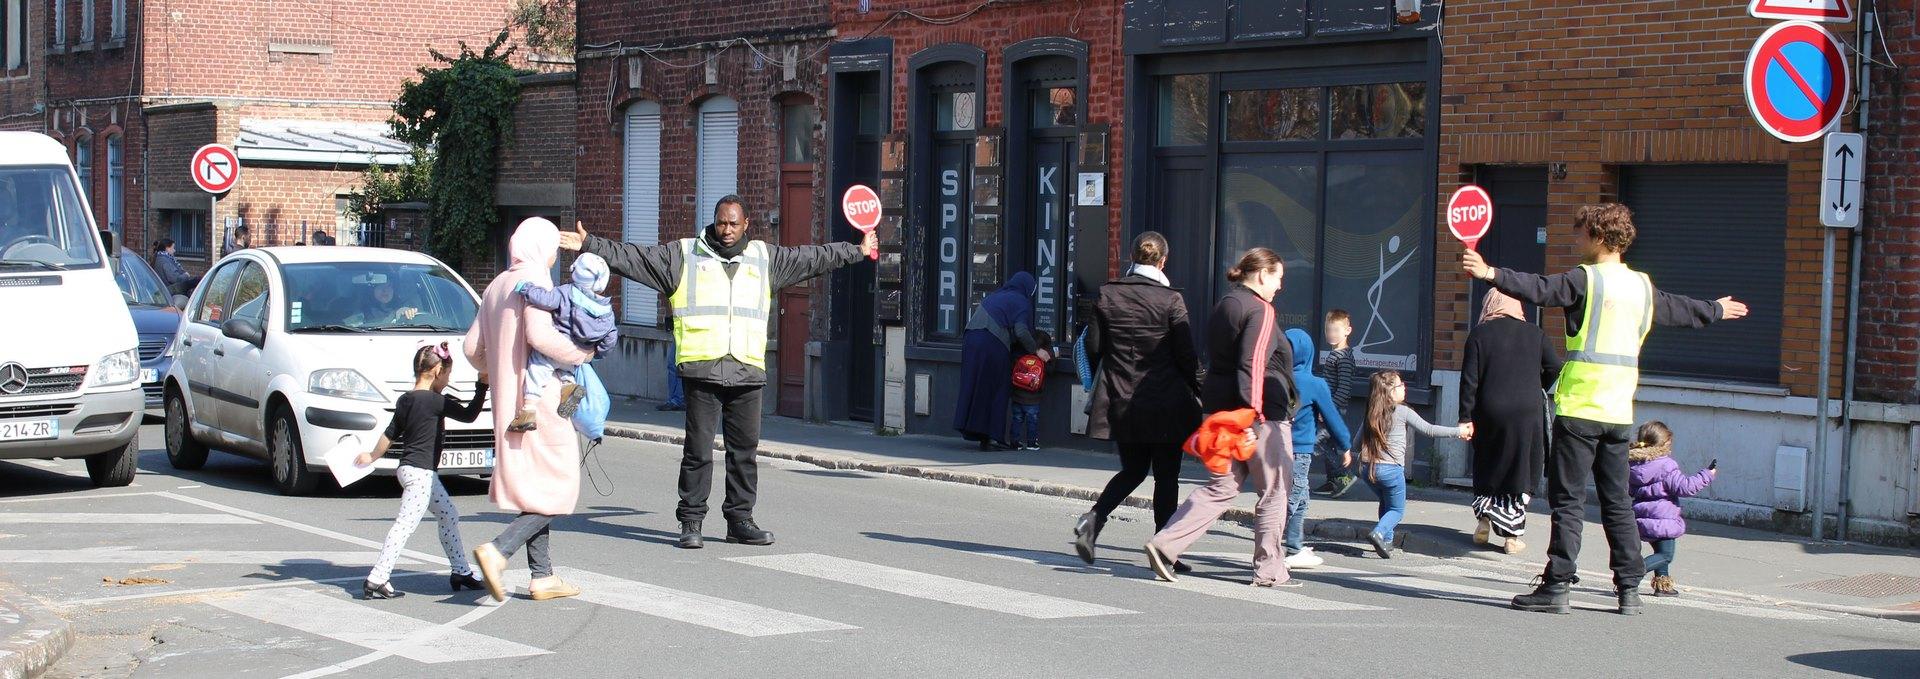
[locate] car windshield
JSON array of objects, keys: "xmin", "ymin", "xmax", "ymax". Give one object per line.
[
  {"xmin": 111, "ymin": 251, "xmax": 173, "ymax": 307},
  {"xmin": 282, "ymin": 261, "xmax": 477, "ymax": 333},
  {"xmin": 0, "ymin": 166, "xmax": 104, "ymax": 270}
]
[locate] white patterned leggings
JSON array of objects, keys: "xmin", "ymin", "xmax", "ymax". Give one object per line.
[{"xmin": 369, "ymin": 465, "xmax": 474, "ymax": 585}]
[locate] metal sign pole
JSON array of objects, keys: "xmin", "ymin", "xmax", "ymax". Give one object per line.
[{"xmin": 1813, "ymin": 225, "xmax": 1835, "ymax": 541}]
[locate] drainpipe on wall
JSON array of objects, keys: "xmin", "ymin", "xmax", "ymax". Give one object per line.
[{"xmin": 1837, "ymin": 6, "xmax": 1878, "ymax": 541}]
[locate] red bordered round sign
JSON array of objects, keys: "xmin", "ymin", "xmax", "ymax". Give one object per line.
[
  {"xmin": 1743, "ymin": 21, "xmax": 1851, "ymax": 143},
  {"xmin": 191, "ymin": 144, "xmax": 241, "ymax": 194}
]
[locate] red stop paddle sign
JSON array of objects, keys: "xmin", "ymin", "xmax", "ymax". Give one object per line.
[
  {"xmin": 842, "ymin": 184, "xmax": 882, "ymax": 260},
  {"xmin": 1447, "ymin": 185, "xmax": 1494, "ymax": 251},
  {"xmin": 842, "ymin": 184, "xmax": 882, "ymax": 233}
]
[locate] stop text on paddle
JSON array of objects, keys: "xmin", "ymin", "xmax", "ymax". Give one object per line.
[
  {"xmin": 1447, "ymin": 185, "xmax": 1494, "ymax": 251},
  {"xmin": 842, "ymin": 184, "xmax": 883, "ymax": 233}
]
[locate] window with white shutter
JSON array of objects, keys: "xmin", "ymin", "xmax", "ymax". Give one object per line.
[
  {"xmin": 621, "ymin": 101, "xmax": 662, "ymax": 326},
  {"xmin": 695, "ymin": 97, "xmax": 740, "ymax": 228}
]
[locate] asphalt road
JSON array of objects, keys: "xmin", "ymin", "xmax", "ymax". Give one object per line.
[{"xmin": 0, "ymin": 425, "xmax": 1913, "ymax": 679}]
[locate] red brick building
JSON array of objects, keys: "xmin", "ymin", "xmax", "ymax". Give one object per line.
[
  {"xmin": 0, "ymin": 0, "xmax": 522, "ymax": 273},
  {"xmin": 571, "ymin": 0, "xmax": 835, "ymax": 417},
  {"xmin": 1435, "ymin": 1, "xmax": 1916, "ymax": 545}
]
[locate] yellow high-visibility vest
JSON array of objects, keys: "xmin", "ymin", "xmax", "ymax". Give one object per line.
[
  {"xmin": 1555, "ymin": 262, "xmax": 1654, "ymax": 425},
  {"xmin": 668, "ymin": 238, "xmax": 772, "ymax": 370}
]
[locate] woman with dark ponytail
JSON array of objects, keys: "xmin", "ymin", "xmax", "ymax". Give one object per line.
[{"xmin": 1141, "ymin": 248, "xmax": 1302, "ymax": 588}]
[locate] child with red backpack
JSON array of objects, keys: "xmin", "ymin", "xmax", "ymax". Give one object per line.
[{"xmin": 1010, "ymin": 330, "xmax": 1053, "ymax": 450}]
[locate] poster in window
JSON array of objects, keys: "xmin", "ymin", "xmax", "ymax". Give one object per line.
[{"xmin": 1321, "ymin": 153, "xmax": 1424, "ymax": 371}]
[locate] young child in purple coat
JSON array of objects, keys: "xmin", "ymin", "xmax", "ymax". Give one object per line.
[{"xmin": 1628, "ymin": 421, "xmax": 1716, "ymax": 597}]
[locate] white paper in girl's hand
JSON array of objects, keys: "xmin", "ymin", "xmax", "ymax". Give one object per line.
[{"xmin": 326, "ymin": 443, "xmax": 376, "ymax": 487}]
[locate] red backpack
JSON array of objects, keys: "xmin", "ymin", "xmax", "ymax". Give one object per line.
[{"xmin": 1011, "ymin": 354, "xmax": 1046, "ymax": 392}]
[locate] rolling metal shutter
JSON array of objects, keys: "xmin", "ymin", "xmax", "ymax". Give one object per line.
[
  {"xmin": 696, "ymin": 97, "xmax": 740, "ymax": 229},
  {"xmin": 622, "ymin": 102, "xmax": 662, "ymax": 326},
  {"xmin": 1620, "ymin": 164, "xmax": 1786, "ymax": 384}
]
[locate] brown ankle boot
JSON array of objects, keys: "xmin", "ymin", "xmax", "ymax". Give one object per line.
[
  {"xmin": 1651, "ymin": 575, "xmax": 1679, "ymax": 597},
  {"xmin": 508, "ymin": 409, "xmax": 539, "ymax": 432}
]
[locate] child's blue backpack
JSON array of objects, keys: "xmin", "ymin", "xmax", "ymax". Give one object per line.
[{"xmin": 571, "ymin": 363, "xmax": 610, "ymax": 441}]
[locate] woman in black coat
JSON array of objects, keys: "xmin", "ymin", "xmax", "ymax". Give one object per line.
[
  {"xmin": 1073, "ymin": 232, "xmax": 1203, "ymax": 565},
  {"xmin": 1459, "ymin": 289, "xmax": 1562, "ymax": 554}
]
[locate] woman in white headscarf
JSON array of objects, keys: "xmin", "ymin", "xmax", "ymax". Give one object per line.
[{"xmin": 1458, "ymin": 289, "xmax": 1562, "ymax": 554}]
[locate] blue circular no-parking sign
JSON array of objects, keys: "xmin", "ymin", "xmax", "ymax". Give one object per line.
[{"xmin": 1744, "ymin": 21, "xmax": 1851, "ymax": 143}]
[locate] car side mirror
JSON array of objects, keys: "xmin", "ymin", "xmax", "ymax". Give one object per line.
[{"xmin": 222, "ymin": 318, "xmax": 265, "ymax": 348}]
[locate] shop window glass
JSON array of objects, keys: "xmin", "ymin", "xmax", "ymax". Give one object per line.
[
  {"xmin": 934, "ymin": 90, "xmax": 977, "ymax": 132},
  {"xmin": 1331, "ymin": 82, "xmax": 1426, "ymax": 139},
  {"xmin": 1155, "ymin": 74, "xmax": 1209, "ymax": 146},
  {"xmin": 1320, "ymin": 151, "xmax": 1426, "ymax": 370},
  {"xmin": 1031, "ymin": 87, "xmax": 1077, "ymax": 127},
  {"xmin": 1217, "ymin": 155, "xmax": 1321, "ymax": 330},
  {"xmin": 1225, "ymin": 88, "xmax": 1321, "ymax": 142}
]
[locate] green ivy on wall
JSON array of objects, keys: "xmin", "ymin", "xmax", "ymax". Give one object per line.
[{"xmin": 388, "ymin": 31, "xmax": 528, "ymax": 269}]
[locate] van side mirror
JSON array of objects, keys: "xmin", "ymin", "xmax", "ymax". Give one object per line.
[
  {"xmin": 222, "ymin": 318, "xmax": 265, "ymax": 348},
  {"xmin": 98, "ymin": 230, "xmax": 117, "ymax": 256}
]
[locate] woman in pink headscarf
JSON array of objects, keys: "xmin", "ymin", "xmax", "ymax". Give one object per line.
[
  {"xmin": 1458, "ymin": 289, "xmax": 1562, "ymax": 554},
  {"xmin": 464, "ymin": 217, "xmax": 595, "ymax": 602}
]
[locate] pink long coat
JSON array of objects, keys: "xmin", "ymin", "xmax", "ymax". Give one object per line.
[{"xmin": 464, "ymin": 219, "xmax": 594, "ymax": 516}]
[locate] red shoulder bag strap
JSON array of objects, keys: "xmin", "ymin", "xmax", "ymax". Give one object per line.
[{"xmin": 1247, "ymin": 296, "xmax": 1275, "ymax": 424}]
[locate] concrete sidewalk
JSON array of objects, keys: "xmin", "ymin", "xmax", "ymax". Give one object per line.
[
  {"xmin": 603, "ymin": 398, "xmax": 1920, "ymax": 621},
  {"xmin": 0, "ymin": 583, "xmax": 73, "ymax": 679}
]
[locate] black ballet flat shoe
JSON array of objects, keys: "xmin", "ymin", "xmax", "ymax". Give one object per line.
[
  {"xmin": 362, "ymin": 580, "xmax": 405, "ymax": 600},
  {"xmin": 450, "ymin": 572, "xmax": 486, "ymax": 592}
]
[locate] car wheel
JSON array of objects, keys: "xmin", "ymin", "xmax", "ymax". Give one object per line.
[
  {"xmin": 86, "ymin": 436, "xmax": 139, "ymax": 487},
  {"xmin": 269, "ymin": 408, "xmax": 319, "ymax": 496},
  {"xmin": 165, "ymin": 389, "xmax": 210, "ymax": 470}
]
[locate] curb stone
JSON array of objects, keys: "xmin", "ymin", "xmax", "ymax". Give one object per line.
[
  {"xmin": 0, "ymin": 587, "xmax": 74, "ymax": 679},
  {"xmin": 603, "ymin": 423, "xmax": 1918, "ymax": 623}
]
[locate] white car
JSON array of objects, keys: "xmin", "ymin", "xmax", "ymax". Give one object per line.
[{"xmin": 162, "ymin": 246, "xmax": 495, "ymax": 494}]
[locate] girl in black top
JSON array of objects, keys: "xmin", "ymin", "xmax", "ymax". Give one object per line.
[{"xmin": 359, "ymin": 342, "xmax": 489, "ymax": 599}]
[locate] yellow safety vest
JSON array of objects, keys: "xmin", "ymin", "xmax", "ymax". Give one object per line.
[
  {"xmin": 668, "ymin": 238, "xmax": 772, "ymax": 370},
  {"xmin": 1556, "ymin": 262, "xmax": 1654, "ymax": 425}
]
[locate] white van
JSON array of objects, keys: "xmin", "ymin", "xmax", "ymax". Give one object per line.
[{"xmin": 0, "ymin": 132, "xmax": 143, "ymax": 486}]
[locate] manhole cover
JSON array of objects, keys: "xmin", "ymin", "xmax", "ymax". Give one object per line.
[{"xmin": 1788, "ymin": 573, "xmax": 1920, "ymax": 599}]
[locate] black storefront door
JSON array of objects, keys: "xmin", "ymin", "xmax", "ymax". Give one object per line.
[{"xmin": 1471, "ymin": 165, "xmax": 1549, "ymax": 324}]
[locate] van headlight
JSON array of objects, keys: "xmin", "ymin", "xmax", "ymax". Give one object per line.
[
  {"xmin": 308, "ymin": 369, "xmax": 386, "ymax": 402},
  {"xmin": 88, "ymin": 349, "xmax": 140, "ymax": 388}
]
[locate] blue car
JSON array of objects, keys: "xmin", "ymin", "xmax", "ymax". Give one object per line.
[{"xmin": 107, "ymin": 249, "xmax": 182, "ymax": 414}]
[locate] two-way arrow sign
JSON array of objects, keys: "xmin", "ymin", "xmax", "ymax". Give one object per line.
[{"xmin": 1820, "ymin": 133, "xmax": 1864, "ymax": 229}]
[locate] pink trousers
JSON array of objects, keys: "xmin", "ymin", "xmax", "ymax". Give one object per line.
[{"xmin": 1146, "ymin": 420, "xmax": 1293, "ymax": 584}]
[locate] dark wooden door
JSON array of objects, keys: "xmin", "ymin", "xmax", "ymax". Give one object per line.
[{"xmin": 776, "ymin": 166, "xmax": 813, "ymax": 418}]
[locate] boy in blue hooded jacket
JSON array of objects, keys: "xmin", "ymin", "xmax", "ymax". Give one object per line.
[{"xmin": 1283, "ymin": 328, "xmax": 1352, "ymax": 568}]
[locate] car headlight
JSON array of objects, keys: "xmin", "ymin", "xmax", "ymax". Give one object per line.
[
  {"xmin": 308, "ymin": 369, "xmax": 386, "ymax": 402},
  {"xmin": 88, "ymin": 349, "xmax": 140, "ymax": 388}
]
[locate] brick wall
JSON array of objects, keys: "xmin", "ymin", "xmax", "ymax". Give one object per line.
[
  {"xmin": 1862, "ymin": 4, "xmax": 1920, "ymax": 403},
  {"xmin": 1437, "ymin": 1, "xmax": 1835, "ymax": 398},
  {"xmin": 0, "ymin": 0, "xmax": 45, "ymax": 129},
  {"xmin": 497, "ymin": 74, "xmax": 576, "ymax": 189},
  {"xmin": 831, "ymin": 0, "xmax": 1128, "ymax": 278},
  {"xmin": 574, "ymin": 1, "xmax": 831, "ymax": 329}
]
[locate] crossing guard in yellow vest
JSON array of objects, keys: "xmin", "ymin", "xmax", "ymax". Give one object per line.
[
  {"xmin": 1461, "ymin": 203, "xmax": 1747, "ymax": 615},
  {"xmin": 565, "ymin": 195, "xmax": 878, "ymax": 550}
]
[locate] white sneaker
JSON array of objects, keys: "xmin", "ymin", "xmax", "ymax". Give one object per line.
[{"xmin": 1283, "ymin": 548, "xmax": 1324, "ymax": 569}]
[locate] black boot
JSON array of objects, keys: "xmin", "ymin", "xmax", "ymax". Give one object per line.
[
  {"xmin": 1072, "ymin": 512, "xmax": 1103, "ymax": 565},
  {"xmin": 1511, "ymin": 576, "xmax": 1571, "ymax": 614},
  {"xmin": 362, "ymin": 580, "xmax": 404, "ymax": 600},
  {"xmin": 678, "ymin": 520, "xmax": 704, "ymax": 550},
  {"xmin": 1617, "ymin": 585, "xmax": 1644, "ymax": 615},
  {"xmin": 726, "ymin": 519, "xmax": 776, "ymax": 546},
  {"xmin": 449, "ymin": 572, "xmax": 486, "ymax": 592}
]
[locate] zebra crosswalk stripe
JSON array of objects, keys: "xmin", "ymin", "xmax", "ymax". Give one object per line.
[
  {"xmin": 971, "ymin": 547, "xmax": 1386, "ymax": 611},
  {"xmin": 727, "ymin": 553, "xmax": 1138, "ymax": 619},
  {"xmin": 203, "ymin": 588, "xmax": 548, "ymax": 664},
  {"xmin": 534, "ymin": 567, "xmax": 858, "ymax": 637},
  {"xmin": 0, "ymin": 512, "xmax": 255, "ymax": 524}
]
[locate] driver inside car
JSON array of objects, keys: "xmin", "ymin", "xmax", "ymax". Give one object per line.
[{"xmin": 350, "ymin": 275, "xmax": 422, "ymax": 325}]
